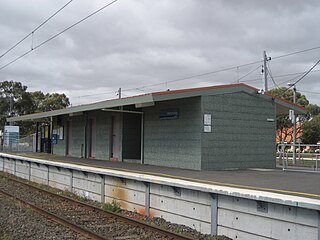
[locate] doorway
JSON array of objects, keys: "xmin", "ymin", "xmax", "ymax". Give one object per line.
[
  {"xmin": 110, "ymin": 116, "xmax": 121, "ymax": 160},
  {"xmin": 88, "ymin": 118, "xmax": 96, "ymax": 158},
  {"xmin": 66, "ymin": 121, "xmax": 72, "ymax": 156}
]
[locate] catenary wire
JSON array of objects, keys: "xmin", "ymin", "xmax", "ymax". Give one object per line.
[
  {"xmin": 299, "ymin": 90, "xmax": 320, "ymax": 95},
  {"xmin": 272, "ymin": 46, "xmax": 320, "ymax": 60},
  {"xmin": 0, "ymin": 0, "xmax": 74, "ymax": 59},
  {"xmin": 267, "ymin": 62, "xmax": 279, "ymax": 88},
  {"xmin": 290, "ymin": 59, "xmax": 320, "ymax": 87},
  {"xmin": 0, "ymin": 0, "xmax": 118, "ymax": 71},
  {"xmin": 232, "ymin": 65, "xmax": 261, "ymax": 83}
]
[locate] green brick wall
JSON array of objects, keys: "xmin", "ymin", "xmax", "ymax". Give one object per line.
[
  {"xmin": 201, "ymin": 92, "xmax": 276, "ymax": 170},
  {"xmin": 143, "ymin": 97, "xmax": 202, "ymax": 170},
  {"xmin": 52, "ymin": 116, "xmax": 66, "ymax": 156},
  {"xmin": 52, "ymin": 115, "xmax": 85, "ymax": 157},
  {"xmin": 53, "ymin": 112, "xmax": 112, "ymax": 160},
  {"xmin": 87, "ymin": 111, "xmax": 112, "ymax": 160},
  {"xmin": 70, "ymin": 115, "xmax": 86, "ymax": 158}
]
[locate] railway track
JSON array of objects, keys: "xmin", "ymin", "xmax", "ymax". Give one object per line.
[{"xmin": 0, "ymin": 174, "xmax": 194, "ymax": 240}]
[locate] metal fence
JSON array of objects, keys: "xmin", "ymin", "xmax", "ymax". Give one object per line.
[
  {"xmin": 277, "ymin": 143, "xmax": 320, "ymax": 172},
  {"xmin": 1, "ymin": 134, "xmax": 36, "ymax": 152}
]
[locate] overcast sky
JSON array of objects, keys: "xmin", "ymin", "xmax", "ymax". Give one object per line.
[{"xmin": 0, "ymin": 0, "xmax": 319, "ymax": 106}]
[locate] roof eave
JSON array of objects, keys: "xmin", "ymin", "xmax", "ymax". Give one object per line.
[{"xmin": 7, "ymin": 94, "xmax": 154, "ymax": 122}]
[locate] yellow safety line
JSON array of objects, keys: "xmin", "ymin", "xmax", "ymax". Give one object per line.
[{"xmin": 12, "ymin": 153, "xmax": 320, "ymax": 199}]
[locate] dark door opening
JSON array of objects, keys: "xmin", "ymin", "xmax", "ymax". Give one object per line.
[
  {"xmin": 88, "ymin": 118, "xmax": 96, "ymax": 158},
  {"xmin": 110, "ymin": 116, "xmax": 120, "ymax": 160},
  {"xmin": 66, "ymin": 121, "xmax": 72, "ymax": 156}
]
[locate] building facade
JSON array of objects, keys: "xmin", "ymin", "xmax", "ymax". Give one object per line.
[{"xmin": 7, "ymin": 83, "xmax": 306, "ymax": 170}]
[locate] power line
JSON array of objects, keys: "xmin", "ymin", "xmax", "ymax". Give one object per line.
[
  {"xmin": 232, "ymin": 65, "xmax": 261, "ymax": 83},
  {"xmin": 272, "ymin": 46, "xmax": 320, "ymax": 60},
  {"xmin": 0, "ymin": 0, "xmax": 119, "ymax": 71},
  {"xmin": 267, "ymin": 61, "xmax": 279, "ymax": 88},
  {"xmin": 0, "ymin": 0, "xmax": 74, "ymax": 59},
  {"xmin": 291, "ymin": 59, "xmax": 320, "ymax": 86},
  {"xmin": 299, "ymin": 90, "xmax": 320, "ymax": 95},
  {"xmin": 244, "ymin": 69, "xmax": 320, "ymax": 85}
]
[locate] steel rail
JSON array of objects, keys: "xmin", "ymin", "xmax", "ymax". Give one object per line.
[
  {"xmin": 0, "ymin": 189, "xmax": 108, "ymax": 240},
  {"xmin": 2, "ymin": 174, "xmax": 193, "ymax": 240}
]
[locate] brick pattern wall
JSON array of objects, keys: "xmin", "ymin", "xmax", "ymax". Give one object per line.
[
  {"xmin": 143, "ymin": 97, "xmax": 202, "ymax": 170},
  {"xmin": 201, "ymin": 92, "xmax": 276, "ymax": 170}
]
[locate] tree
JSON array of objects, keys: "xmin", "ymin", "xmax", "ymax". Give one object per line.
[
  {"xmin": 305, "ymin": 104, "xmax": 320, "ymax": 119},
  {"xmin": 301, "ymin": 115, "xmax": 320, "ymax": 143},
  {"xmin": 31, "ymin": 92, "xmax": 69, "ymax": 112},
  {"xmin": 0, "ymin": 81, "xmax": 70, "ymax": 135},
  {"xmin": 269, "ymin": 87, "xmax": 320, "ymax": 144},
  {"xmin": 0, "ymin": 81, "xmax": 34, "ymax": 135},
  {"xmin": 269, "ymin": 87, "xmax": 309, "ymax": 143}
]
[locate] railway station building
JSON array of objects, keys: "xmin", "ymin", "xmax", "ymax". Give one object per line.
[{"xmin": 7, "ymin": 83, "xmax": 306, "ymax": 170}]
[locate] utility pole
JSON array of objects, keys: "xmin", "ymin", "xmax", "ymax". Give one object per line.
[
  {"xmin": 118, "ymin": 87, "xmax": 121, "ymax": 99},
  {"xmin": 262, "ymin": 50, "xmax": 269, "ymax": 92},
  {"xmin": 8, "ymin": 95, "xmax": 13, "ymax": 126},
  {"xmin": 292, "ymin": 86, "xmax": 297, "ymax": 165},
  {"xmin": 288, "ymin": 83, "xmax": 297, "ymax": 165}
]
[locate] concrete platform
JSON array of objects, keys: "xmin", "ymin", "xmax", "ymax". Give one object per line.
[
  {"xmin": 2, "ymin": 152, "xmax": 320, "ymax": 239},
  {"xmin": 11, "ymin": 152, "xmax": 320, "ymax": 200}
]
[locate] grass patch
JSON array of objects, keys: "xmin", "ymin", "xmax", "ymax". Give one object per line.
[{"xmin": 102, "ymin": 199, "xmax": 121, "ymax": 213}]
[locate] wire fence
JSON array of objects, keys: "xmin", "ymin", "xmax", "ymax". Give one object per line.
[
  {"xmin": 1, "ymin": 134, "xmax": 36, "ymax": 152},
  {"xmin": 277, "ymin": 143, "xmax": 320, "ymax": 172}
]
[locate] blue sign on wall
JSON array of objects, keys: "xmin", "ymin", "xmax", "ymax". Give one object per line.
[
  {"xmin": 52, "ymin": 134, "xmax": 58, "ymax": 144},
  {"xmin": 160, "ymin": 108, "xmax": 179, "ymax": 120}
]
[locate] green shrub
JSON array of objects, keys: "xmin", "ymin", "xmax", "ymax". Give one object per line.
[{"xmin": 102, "ymin": 199, "xmax": 121, "ymax": 213}]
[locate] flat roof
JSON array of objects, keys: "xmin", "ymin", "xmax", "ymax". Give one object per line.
[{"xmin": 7, "ymin": 83, "xmax": 307, "ymax": 122}]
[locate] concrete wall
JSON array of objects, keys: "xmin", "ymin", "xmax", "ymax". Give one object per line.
[
  {"xmin": 51, "ymin": 93, "xmax": 277, "ymax": 170},
  {"xmin": 1, "ymin": 155, "xmax": 319, "ymax": 240},
  {"xmin": 52, "ymin": 115, "xmax": 86, "ymax": 157},
  {"xmin": 53, "ymin": 111, "xmax": 113, "ymax": 160},
  {"xmin": 201, "ymin": 92, "xmax": 276, "ymax": 170},
  {"xmin": 143, "ymin": 97, "xmax": 202, "ymax": 170},
  {"xmin": 87, "ymin": 111, "xmax": 112, "ymax": 160}
]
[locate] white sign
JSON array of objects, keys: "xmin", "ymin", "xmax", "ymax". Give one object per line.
[
  {"xmin": 4, "ymin": 126, "xmax": 19, "ymax": 133},
  {"xmin": 4, "ymin": 125, "xmax": 20, "ymax": 145},
  {"xmin": 289, "ymin": 110, "xmax": 294, "ymax": 120},
  {"xmin": 204, "ymin": 125, "xmax": 211, "ymax": 133},
  {"xmin": 59, "ymin": 126, "xmax": 64, "ymax": 140},
  {"xmin": 204, "ymin": 114, "xmax": 212, "ymax": 125}
]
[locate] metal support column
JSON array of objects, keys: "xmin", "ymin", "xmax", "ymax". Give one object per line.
[
  {"xmin": 100, "ymin": 175, "xmax": 105, "ymax": 203},
  {"xmin": 84, "ymin": 112, "xmax": 88, "ymax": 158},
  {"xmin": 144, "ymin": 182, "xmax": 150, "ymax": 217},
  {"xmin": 35, "ymin": 122, "xmax": 39, "ymax": 152},
  {"xmin": 210, "ymin": 193, "xmax": 218, "ymax": 236},
  {"xmin": 50, "ymin": 117, "xmax": 53, "ymax": 154}
]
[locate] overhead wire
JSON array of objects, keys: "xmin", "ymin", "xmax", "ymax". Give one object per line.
[
  {"xmin": 267, "ymin": 61, "xmax": 279, "ymax": 88},
  {"xmin": 0, "ymin": 0, "xmax": 74, "ymax": 59},
  {"xmin": 0, "ymin": 0, "xmax": 119, "ymax": 71},
  {"xmin": 299, "ymin": 90, "xmax": 320, "ymax": 95},
  {"xmin": 232, "ymin": 65, "xmax": 261, "ymax": 83},
  {"xmin": 272, "ymin": 46, "xmax": 320, "ymax": 60},
  {"xmin": 290, "ymin": 59, "xmax": 320, "ymax": 86}
]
